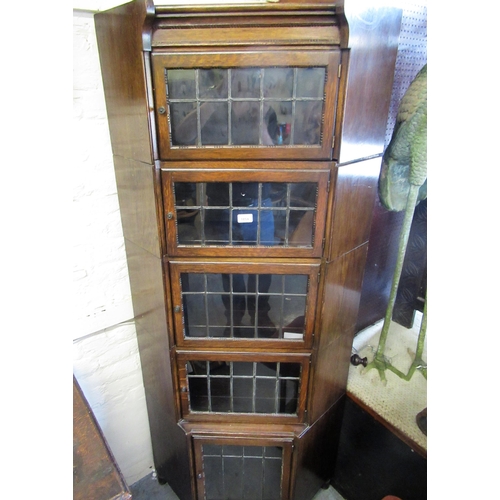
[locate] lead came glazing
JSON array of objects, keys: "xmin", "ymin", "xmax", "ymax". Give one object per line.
[{"xmin": 166, "ymin": 67, "xmax": 325, "ymax": 147}]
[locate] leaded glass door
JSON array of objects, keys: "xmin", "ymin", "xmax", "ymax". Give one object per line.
[
  {"xmin": 177, "ymin": 352, "xmax": 310, "ymax": 423},
  {"xmin": 193, "ymin": 436, "xmax": 293, "ymax": 500},
  {"xmin": 170, "ymin": 261, "xmax": 319, "ymax": 349},
  {"xmin": 162, "ymin": 168, "xmax": 331, "ymax": 258},
  {"xmin": 152, "ymin": 50, "xmax": 341, "ymax": 160}
]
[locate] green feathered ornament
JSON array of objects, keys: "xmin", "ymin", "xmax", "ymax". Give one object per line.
[{"xmin": 364, "ymin": 64, "xmax": 427, "ymax": 382}]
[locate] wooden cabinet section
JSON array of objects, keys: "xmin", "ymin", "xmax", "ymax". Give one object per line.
[
  {"xmin": 94, "ymin": 1, "xmax": 402, "ymax": 499},
  {"xmin": 152, "ymin": 51, "xmax": 340, "ymax": 160},
  {"xmin": 162, "ymin": 167, "xmax": 331, "ymax": 258},
  {"xmin": 177, "ymin": 351, "xmax": 310, "ymax": 424},
  {"xmin": 170, "ymin": 260, "xmax": 320, "ymax": 350},
  {"xmin": 192, "ymin": 435, "xmax": 294, "ymax": 500}
]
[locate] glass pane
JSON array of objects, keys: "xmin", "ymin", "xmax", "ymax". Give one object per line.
[
  {"xmin": 267, "ymin": 274, "xmax": 284, "ymax": 294},
  {"xmin": 204, "ymin": 209, "xmax": 230, "ymax": 244},
  {"xmin": 232, "ymin": 68, "xmax": 261, "ymax": 98},
  {"xmin": 201, "ymin": 102, "xmax": 229, "ymax": 145},
  {"xmin": 206, "ymin": 273, "xmax": 225, "ymax": 292},
  {"xmin": 284, "ymin": 296, "xmax": 307, "ymax": 327},
  {"xmin": 256, "ymin": 362, "xmax": 277, "ymax": 376},
  {"xmin": 284, "ymin": 274, "xmax": 308, "ymax": 294},
  {"xmin": 181, "ymin": 272, "xmax": 204, "ymax": 293},
  {"xmin": 296, "ymin": 67, "xmax": 325, "ymax": 98},
  {"xmin": 202, "ymin": 444, "xmax": 283, "ymax": 500},
  {"xmin": 264, "ymin": 102, "xmax": 292, "ymax": 145},
  {"xmin": 171, "ymin": 181, "xmax": 319, "ymax": 248},
  {"xmin": 206, "ymin": 182, "xmax": 229, "ymax": 206},
  {"xmin": 265, "ymin": 447, "xmax": 282, "ymax": 458},
  {"xmin": 187, "ymin": 361, "xmax": 300, "ymax": 415},
  {"xmin": 232, "ymin": 182, "xmax": 260, "ymax": 207},
  {"xmin": 242, "ymin": 457, "xmax": 263, "ymax": 500},
  {"xmin": 206, "ymin": 294, "xmax": 227, "ymax": 327},
  {"xmin": 287, "ymin": 210, "xmax": 314, "ymax": 246},
  {"xmin": 263, "ymin": 455, "xmax": 282, "ymax": 499},
  {"xmin": 183, "ymin": 294, "xmax": 206, "ymax": 330},
  {"xmin": 211, "ymin": 378, "xmax": 231, "ymax": 412},
  {"xmin": 263, "ymin": 68, "xmax": 293, "ymax": 99},
  {"xmin": 170, "ymin": 102, "xmax": 197, "ymax": 146},
  {"xmin": 204, "ymin": 455, "xmax": 223, "ymax": 499},
  {"xmin": 188, "ymin": 378, "xmax": 209, "ymax": 411},
  {"xmin": 293, "ymin": 101, "xmax": 323, "ymax": 145},
  {"xmin": 199, "ymin": 69, "xmax": 228, "ymax": 99},
  {"xmin": 179, "ymin": 272, "xmax": 309, "ymax": 339},
  {"xmin": 166, "ymin": 69, "xmax": 196, "ymax": 99},
  {"xmin": 289, "ymin": 182, "xmax": 317, "ymax": 208},
  {"xmin": 232, "ymin": 101, "xmax": 260, "ymax": 145},
  {"xmin": 166, "ymin": 64, "xmax": 328, "ymax": 150},
  {"xmin": 255, "ymin": 378, "xmax": 277, "ymax": 413},
  {"xmin": 233, "ymin": 361, "xmax": 253, "ymax": 376},
  {"xmin": 174, "ymin": 182, "xmax": 197, "ymax": 207},
  {"xmin": 224, "ymin": 455, "xmax": 243, "ymax": 500},
  {"xmin": 278, "ymin": 379, "xmax": 299, "ymax": 414},
  {"xmin": 233, "ymin": 378, "xmax": 253, "ymax": 413}
]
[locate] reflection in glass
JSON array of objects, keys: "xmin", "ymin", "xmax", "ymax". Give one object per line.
[
  {"xmin": 263, "ymin": 68, "xmax": 293, "ymax": 98},
  {"xmin": 166, "ymin": 69, "xmax": 196, "ymax": 99},
  {"xmin": 173, "ymin": 181, "xmax": 318, "ymax": 249},
  {"xmin": 165, "ymin": 66, "xmax": 325, "ymax": 147},
  {"xmin": 187, "ymin": 360, "xmax": 301, "ymax": 415},
  {"xmin": 296, "ymin": 67, "xmax": 325, "ymax": 98},
  {"xmin": 202, "ymin": 444, "xmax": 283, "ymax": 500},
  {"xmin": 179, "ymin": 272, "xmax": 309, "ymax": 340}
]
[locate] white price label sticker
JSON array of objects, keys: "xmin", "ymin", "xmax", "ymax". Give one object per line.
[
  {"xmin": 237, "ymin": 213, "xmax": 253, "ymax": 224},
  {"xmin": 283, "ymin": 332, "xmax": 304, "ymax": 340}
]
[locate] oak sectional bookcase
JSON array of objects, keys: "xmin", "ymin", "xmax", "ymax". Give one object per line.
[{"xmin": 94, "ymin": 2, "xmax": 402, "ymax": 499}]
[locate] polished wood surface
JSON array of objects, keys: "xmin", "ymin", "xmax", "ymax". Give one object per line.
[
  {"xmin": 124, "ymin": 238, "xmax": 193, "ymax": 497},
  {"xmin": 151, "ymin": 50, "xmax": 340, "ymax": 161},
  {"xmin": 327, "ymin": 157, "xmax": 382, "ymax": 262},
  {"xmin": 292, "ymin": 402, "xmax": 345, "ymax": 499},
  {"xmin": 94, "ymin": 0, "xmax": 154, "ymax": 164},
  {"xmin": 169, "ymin": 259, "xmax": 320, "ymax": 351},
  {"xmin": 335, "ymin": 2, "xmax": 402, "ymax": 164},
  {"xmin": 73, "ymin": 377, "xmax": 131, "ymax": 500},
  {"xmin": 113, "ymin": 157, "xmax": 162, "ymax": 258},
  {"xmin": 162, "ymin": 167, "xmax": 330, "ymax": 259},
  {"xmin": 95, "ymin": 2, "xmax": 402, "ymax": 498},
  {"xmin": 309, "ymin": 245, "xmax": 369, "ymax": 422}
]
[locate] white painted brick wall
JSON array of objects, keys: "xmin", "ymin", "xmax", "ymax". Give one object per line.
[
  {"xmin": 73, "ymin": 6, "xmax": 154, "ymax": 485},
  {"xmin": 72, "ymin": 0, "xmax": 269, "ymax": 487}
]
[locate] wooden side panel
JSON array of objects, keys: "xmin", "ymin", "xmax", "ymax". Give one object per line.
[
  {"xmin": 113, "ymin": 157, "xmax": 162, "ymax": 258},
  {"xmin": 73, "ymin": 377, "xmax": 132, "ymax": 500},
  {"xmin": 327, "ymin": 157, "xmax": 381, "ymax": 262},
  {"xmin": 125, "ymin": 239, "xmax": 193, "ymax": 500},
  {"xmin": 336, "ymin": 2, "xmax": 402, "ymax": 164},
  {"xmin": 94, "ymin": 0, "xmax": 154, "ymax": 164},
  {"xmin": 292, "ymin": 402, "xmax": 344, "ymax": 500},
  {"xmin": 308, "ymin": 244, "xmax": 368, "ymax": 422}
]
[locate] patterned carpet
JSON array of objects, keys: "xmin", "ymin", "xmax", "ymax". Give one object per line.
[{"xmin": 347, "ymin": 311, "xmax": 427, "ymax": 455}]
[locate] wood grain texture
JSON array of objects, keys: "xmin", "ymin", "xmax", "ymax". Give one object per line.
[
  {"xmin": 292, "ymin": 401, "xmax": 345, "ymax": 500},
  {"xmin": 94, "ymin": 0, "xmax": 154, "ymax": 164},
  {"xmin": 73, "ymin": 377, "xmax": 131, "ymax": 500},
  {"xmin": 308, "ymin": 244, "xmax": 369, "ymax": 422},
  {"xmin": 124, "ymin": 239, "xmax": 193, "ymax": 498},
  {"xmin": 335, "ymin": 3, "xmax": 402, "ymax": 164},
  {"xmin": 161, "ymin": 167, "xmax": 330, "ymax": 259},
  {"xmin": 113, "ymin": 156, "xmax": 162, "ymax": 258},
  {"xmin": 169, "ymin": 259, "xmax": 320, "ymax": 351},
  {"xmin": 151, "ymin": 50, "xmax": 340, "ymax": 161},
  {"xmin": 327, "ymin": 157, "xmax": 381, "ymax": 262},
  {"xmin": 94, "ymin": 3, "xmax": 403, "ymax": 498}
]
